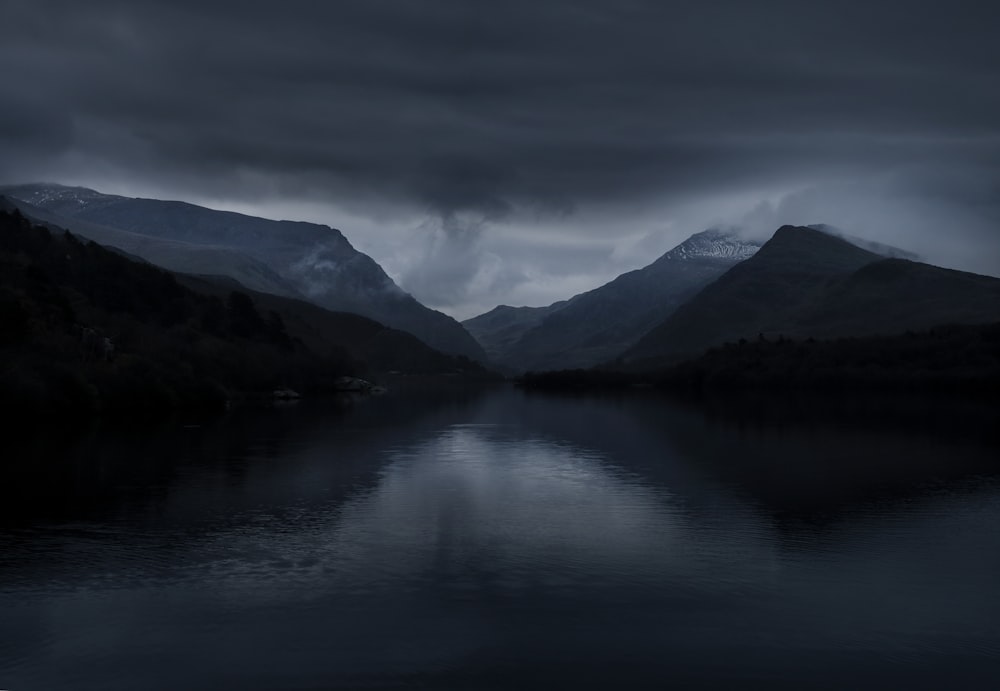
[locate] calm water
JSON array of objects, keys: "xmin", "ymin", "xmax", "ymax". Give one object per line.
[{"xmin": 1, "ymin": 385, "xmax": 999, "ymax": 690}]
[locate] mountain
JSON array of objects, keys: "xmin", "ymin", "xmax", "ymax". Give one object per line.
[
  {"xmin": 465, "ymin": 229, "xmax": 761, "ymax": 372},
  {"xmin": 1, "ymin": 184, "xmax": 486, "ymax": 361},
  {"xmin": 175, "ymin": 274, "xmax": 483, "ymax": 376},
  {"xmin": 788, "ymin": 258, "xmax": 1000, "ymax": 336},
  {"xmin": 0, "ymin": 205, "xmax": 485, "ymax": 415},
  {"xmin": 461, "ymin": 302, "xmax": 568, "ymax": 363},
  {"xmin": 624, "ymin": 225, "xmax": 1000, "ymax": 364},
  {"xmin": 808, "ymin": 224, "xmax": 921, "ymax": 261},
  {"xmin": 5, "ymin": 196, "xmax": 305, "ymax": 298}
]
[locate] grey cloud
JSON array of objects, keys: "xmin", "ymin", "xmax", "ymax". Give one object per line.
[
  {"xmin": 2, "ymin": 0, "xmax": 999, "ymax": 311},
  {"xmin": 735, "ymin": 170, "xmax": 1000, "ymax": 275}
]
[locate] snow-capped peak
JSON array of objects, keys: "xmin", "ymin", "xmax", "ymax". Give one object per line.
[
  {"xmin": 2, "ymin": 183, "xmax": 116, "ymax": 210},
  {"xmin": 662, "ymin": 228, "xmax": 761, "ymax": 262}
]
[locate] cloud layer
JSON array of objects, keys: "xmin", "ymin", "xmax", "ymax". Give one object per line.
[{"xmin": 2, "ymin": 0, "xmax": 999, "ymax": 316}]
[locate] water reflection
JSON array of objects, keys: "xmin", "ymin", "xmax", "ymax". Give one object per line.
[
  {"xmin": 315, "ymin": 425, "xmax": 775, "ymax": 597},
  {"xmin": 1, "ymin": 387, "xmax": 998, "ymax": 690}
]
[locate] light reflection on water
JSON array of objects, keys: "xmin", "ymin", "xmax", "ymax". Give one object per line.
[{"xmin": 0, "ymin": 387, "xmax": 998, "ymax": 690}]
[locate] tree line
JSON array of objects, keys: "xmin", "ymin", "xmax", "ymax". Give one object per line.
[{"xmin": 0, "ymin": 209, "xmax": 358, "ymax": 416}]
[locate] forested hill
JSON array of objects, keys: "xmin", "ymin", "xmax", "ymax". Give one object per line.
[
  {"xmin": 2, "ymin": 184, "xmax": 488, "ymax": 362},
  {"xmin": 0, "ymin": 207, "xmax": 483, "ymax": 416},
  {"xmin": 520, "ymin": 323, "xmax": 1000, "ymax": 395}
]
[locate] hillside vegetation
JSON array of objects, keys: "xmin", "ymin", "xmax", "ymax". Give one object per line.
[
  {"xmin": 0, "ymin": 208, "xmax": 482, "ymax": 416},
  {"xmin": 521, "ymin": 323, "xmax": 1000, "ymax": 395},
  {"xmin": 3, "ymin": 184, "xmax": 487, "ymax": 361}
]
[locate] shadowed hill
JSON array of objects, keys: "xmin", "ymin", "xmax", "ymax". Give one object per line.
[
  {"xmin": 788, "ymin": 258, "xmax": 1000, "ymax": 337},
  {"xmin": 461, "ymin": 302, "xmax": 568, "ymax": 363},
  {"xmin": 521, "ymin": 322, "xmax": 1000, "ymax": 396},
  {"xmin": 0, "ymin": 207, "xmax": 485, "ymax": 416},
  {"xmin": 625, "ymin": 225, "xmax": 1000, "ymax": 366},
  {"xmin": 6, "ymin": 195, "xmax": 304, "ymax": 299},
  {"xmin": 2, "ymin": 184, "xmax": 487, "ymax": 361},
  {"xmin": 177, "ymin": 275, "xmax": 483, "ymax": 376},
  {"xmin": 624, "ymin": 226, "xmax": 887, "ymax": 363}
]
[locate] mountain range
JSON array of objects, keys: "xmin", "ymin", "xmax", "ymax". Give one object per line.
[
  {"xmin": 0, "ymin": 204, "xmax": 487, "ymax": 415},
  {"xmin": 624, "ymin": 225, "xmax": 1000, "ymax": 365},
  {"xmin": 466, "ymin": 222, "xmax": 999, "ymax": 374},
  {"xmin": 1, "ymin": 184, "xmax": 486, "ymax": 361},
  {"xmin": 5, "ymin": 182, "xmax": 998, "ymax": 382},
  {"xmin": 464, "ymin": 230, "xmax": 762, "ymax": 371}
]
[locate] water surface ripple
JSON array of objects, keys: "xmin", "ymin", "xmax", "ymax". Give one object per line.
[{"xmin": 1, "ymin": 388, "xmax": 998, "ymax": 689}]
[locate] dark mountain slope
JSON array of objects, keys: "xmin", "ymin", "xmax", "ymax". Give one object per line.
[
  {"xmin": 625, "ymin": 225, "xmax": 1000, "ymax": 364},
  {"xmin": 466, "ymin": 229, "xmax": 761, "ymax": 371},
  {"xmin": 461, "ymin": 302, "xmax": 568, "ymax": 363},
  {"xmin": 5, "ymin": 196, "xmax": 304, "ymax": 298},
  {"xmin": 177, "ymin": 275, "xmax": 483, "ymax": 376},
  {"xmin": 2, "ymin": 184, "xmax": 486, "ymax": 361},
  {"xmin": 789, "ymin": 258, "xmax": 1000, "ymax": 337},
  {"xmin": 0, "ymin": 207, "xmax": 483, "ymax": 416},
  {"xmin": 521, "ymin": 322, "xmax": 1000, "ymax": 396},
  {"xmin": 808, "ymin": 223, "xmax": 921, "ymax": 261}
]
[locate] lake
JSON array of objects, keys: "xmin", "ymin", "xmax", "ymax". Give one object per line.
[{"xmin": 1, "ymin": 384, "xmax": 999, "ymax": 689}]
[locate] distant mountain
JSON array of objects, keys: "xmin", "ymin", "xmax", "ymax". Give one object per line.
[
  {"xmin": 465, "ymin": 229, "xmax": 761, "ymax": 371},
  {"xmin": 461, "ymin": 302, "xmax": 568, "ymax": 363},
  {"xmin": 624, "ymin": 225, "xmax": 1000, "ymax": 364},
  {"xmin": 1, "ymin": 184, "xmax": 486, "ymax": 361}
]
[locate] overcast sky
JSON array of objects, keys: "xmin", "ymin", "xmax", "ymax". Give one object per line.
[{"xmin": 3, "ymin": 0, "xmax": 999, "ymax": 319}]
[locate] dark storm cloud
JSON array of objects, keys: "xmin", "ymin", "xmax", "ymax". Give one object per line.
[
  {"xmin": 2, "ymin": 0, "xmax": 999, "ymax": 312},
  {"xmin": 4, "ymin": 0, "xmax": 999, "ymax": 205}
]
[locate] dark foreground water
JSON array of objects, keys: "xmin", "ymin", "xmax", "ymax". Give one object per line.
[{"xmin": 1, "ymin": 385, "xmax": 999, "ymax": 690}]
